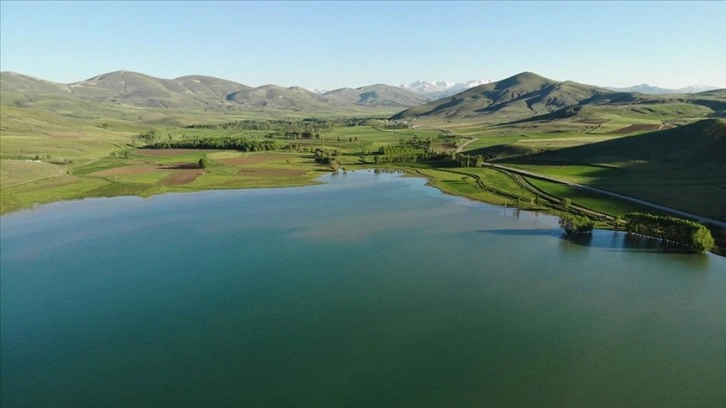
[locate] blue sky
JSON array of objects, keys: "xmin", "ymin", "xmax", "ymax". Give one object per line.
[{"xmin": 1, "ymin": 1, "xmax": 724, "ymax": 89}]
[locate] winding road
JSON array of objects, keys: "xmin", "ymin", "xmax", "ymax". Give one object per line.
[
  {"xmin": 454, "ymin": 137, "xmax": 478, "ymax": 154},
  {"xmin": 485, "ymin": 163, "xmax": 726, "ymax": 228}
]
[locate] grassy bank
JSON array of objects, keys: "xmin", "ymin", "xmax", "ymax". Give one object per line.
[{"xmin": 2, "ymin": 104, "xmax": 723, "ymax": 252}]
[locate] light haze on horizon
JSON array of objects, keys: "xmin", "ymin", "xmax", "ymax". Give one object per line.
[{"xmin": 1, "ymin": 1, "xmax": 724, "ymax": 90}]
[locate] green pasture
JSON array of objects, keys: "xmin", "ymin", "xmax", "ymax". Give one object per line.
[
  {"xmin": 1, "ymin": 96, "xmax": 723, "ymax": 228},
  {"xmin": 414, "ymin": 168, "xmax": 517, "ymax": 207},
  {"xmin": 525, "ymin": 177, "xmax": 657, "ymax": 217}
]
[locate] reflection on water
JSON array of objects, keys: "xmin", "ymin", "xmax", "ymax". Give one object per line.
[
  {"xmin": 1, "ymin": 171, "xmax": 724, "ymax": 408},
  {"xmin": 478, "ymin": 228, "xmax": 563, "ymax": 237},
  {"xmin": 481, "ymin": 225, "xmax": 707, "ymax": 256}
]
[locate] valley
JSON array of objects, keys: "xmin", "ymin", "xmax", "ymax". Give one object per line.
[{"xmin": 1, "ymin": 70, "xmax": 725, "ymax": 252}]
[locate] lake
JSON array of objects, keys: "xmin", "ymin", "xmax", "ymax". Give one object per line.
[{"xmin": 1, "ymin": 171, "xmax": 725, "ymax": 407}]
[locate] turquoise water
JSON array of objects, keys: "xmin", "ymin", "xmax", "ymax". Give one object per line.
[{"xmin": 2, "ymin": 171, "xmax": 725, "ymax": 407}]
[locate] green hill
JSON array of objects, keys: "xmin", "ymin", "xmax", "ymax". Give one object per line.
[
  {"xmin": 695, "ymin": 89, "xmax": 726, "ymax": 98},
  {"xmin": 529, "ymin": 118, "xmax": 726, "ymax": 169},
  {"xmin": 226, "ymin": 84, "xmax": 335, "ymax": 112},
  {"xmin": 173, "ymin": 75, "xmax": 251, "ymax": 101},
  {"xmin": 67, "ymin": 71, "xmax": 208, "ymax": 108},
  {"xmin": 392, "ymin": 72, "xmax": 724, "ymax": 122},
  {"xmin": 322, "ymin": 84, "xmax": 428, "ymax": 108},
  {"xmin": 1, "ymin": 70, "xmax": 245, "ymax": 110},
  {"xmin": 0, "ymin": 72, "xmax": 73, "ymax": 100},
  {"xmin": 501, "ymin": 119, "xmax": 726, "ymax": 220},
  {"xmin": 1, "ymin": 71, "xmax": 425, "ymax": 115},
  {"xmin": 392, "ymin": 72, "xmax": 613, "ymax": 119}
]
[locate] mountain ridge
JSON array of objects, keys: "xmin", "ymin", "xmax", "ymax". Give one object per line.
[
  {"xmin": 392, "ymin": 72, "xmax": 725, "ymax": 120},
  {"xmin": 0, "ymin": 70, "xmax": 427, "ymax": 112},
  {"xmin": 392, "ymin": 72, "xmax": 614, "ymax": 119},
  {"xmin": 2, "ymin": 70, "xmax": 723, "ymax": 116},
  {"xmin": 606, "ymin": 84, "xmax": 719, "ymax": 94}
]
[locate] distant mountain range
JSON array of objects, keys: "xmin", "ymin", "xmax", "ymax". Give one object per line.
[
  {"xmin": 393, "ymin": 72, "xmax": 725, "ymax": 120},
  {"xmin": 0, "ymin": 71, "xmax": 427, "ymax": 113},
  {"xmin": 606, "ymin": 84, "xmax": 719, "ymax": 94},
  {"xmin": 1, "ymin": 70, "xmax": 723, "ymax": 120}
]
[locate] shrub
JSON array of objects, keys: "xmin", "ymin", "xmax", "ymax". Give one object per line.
[{"xmin": 559, "ymin": 213, "xmax": 594, "ymax": 236}]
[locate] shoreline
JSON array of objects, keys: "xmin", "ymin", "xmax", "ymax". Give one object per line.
[{"xmin": 3, "ymin": 166, "xmax": 722, "ymax": 257}]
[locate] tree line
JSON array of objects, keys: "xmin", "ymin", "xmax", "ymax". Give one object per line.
[
  {"xmin": 186, "ymin": 118, "xmax": 334, "ymax": 132},
  {"xmin": 625, "ymin": 212, "xmax": 714, "ymax": 253},
  {"xmin": 146, "ymin": 137, "xmax": 281, "ymax": 152}
]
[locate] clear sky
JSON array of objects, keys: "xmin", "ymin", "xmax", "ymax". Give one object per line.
[{"xmin": 1, "ymin": 1, "xmax": 724, "ymax": 89}]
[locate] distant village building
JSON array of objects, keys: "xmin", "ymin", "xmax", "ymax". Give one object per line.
[{"xmin": 382, "ymin": 119, "xmax": 412, "ymax": 129}]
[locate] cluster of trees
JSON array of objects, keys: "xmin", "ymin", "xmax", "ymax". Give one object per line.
[
  {"xmin": 313, "ymin": 148, "xmax": 340, "ymax": 164},
  {"xmin": 439, "ymin": 132, "xmax": 461, "ymax": 145},
  {"xmin": 559, "ymin": 214, "xmax": 595, "ymax": 236},
  {"xmin": 371, "ymin": 136, "xmax": 449, "ymax": 164},
  {"xmin": 625, "ymin": 212, "xmax": 714, "ymax": 253},
  {"xmin": 267, "ymin": 133, "xmax": 358, "ymax": 142},
  {"xmin": 400, "ymin": 135, "xmax": 434, "ymax": 150},
  {"xmin": 137, "ymin": 129, "xmax": 160, "ymax": 141},
  {"xmin": 375, "ymin": 145, "xmax": 430, "ymax": 163},
  {"xmin": 341, "ymin": 117, "xmax": 387, "ymax": 127},
  {"xmin": 313, "ymin": 148, "xmax": 342, "ymax": 171},
  {"xmin": 453, "ymin": 153, "xmax": 486, "ymax": 167},
  {"xmin": 186, "ymin": 118, "xmax": 334, "ymax": 133},
  {"xmin": 184, "ymin": 119, "xmax": 334, "ymax": 140},
  {"xmin": 147, "ymin": 137, "xmax": 281, "ymax": 152}
]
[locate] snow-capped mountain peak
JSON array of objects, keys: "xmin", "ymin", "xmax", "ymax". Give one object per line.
[{"xmin": 400, "ymin": 79, "xmax": 491, "ymax": 99}]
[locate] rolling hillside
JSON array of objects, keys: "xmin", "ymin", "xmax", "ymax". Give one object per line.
[
  {"xmin": 392, "ymin": 72, "xmax": 725, "ymax": 121},
  {"xmin": 322, "ymin": 84, "xmax": 428, "ymax": 108},
  {"xmin": 527, "ymin": 119, "xmax": 726, "ymax": 168},
  {"xmin": 0, "ymin": 72, "xmax": 72, "ymax": 99},
  {"xmin": 1, "ymin": 71, "xmax": 428, "ymax": 114},
  {"xmin": 1, "ymin": 70, "xmax": 248, "ymax": 110},
  {"xmin": 392, "ymin": 72, "xmax": 614, "ymax": 119},
  {"xmin": 226, "ymin": 85, "xmax": 334, "ymax": 112},
  {"xmin": 67, "ymin": 71, "xmax": 222, "ymax": 108},
  {"xmin": 500, "ymin": 119, "xmax": 726, "ymax": 220},
  {"xmin": 174, "ymin": 75, "xmax": 252, "ymax": 101},
  {"xmin": 607, "ymin": 84, "xmax": 719, "ymax": 94}
]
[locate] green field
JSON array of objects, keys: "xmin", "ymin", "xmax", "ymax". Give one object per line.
[
  {"xmin": 2, "ymin": 73, "xmax": 725, "ymax": 254},
  {"xmin": 3, "ymin": 107, "xmax": 724, "ymax": 223}
]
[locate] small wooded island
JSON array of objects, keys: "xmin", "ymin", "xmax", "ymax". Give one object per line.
[{"xmin": 560, "ymin": 212, "xmax": 715, "ymax": 253}]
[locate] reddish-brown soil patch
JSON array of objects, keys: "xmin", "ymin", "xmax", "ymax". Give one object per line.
[
  {"xmin": 220, "ymin": 154, "xmax": 283, "ymax": 166},
  {"xmin": 161, "ymin": 170, "xmax": 204, "ymax": 185},
  {"xmin": 608, "ymin": 124, "xmax": 661, "ymax": 134},
  {"xmin": 135, "ymin": 149, "xmax": 210, "ymax": 157},
  {"xmin": 237, "ymin": 168, "xmax": 306, "ymax": 177},
  {"xmin": 91, "ymin": 162, "xmax": 201, "ymax": 177},
  {"xmin": 157, "ymin": 162, "xmax": 201, "ymax": 169}
]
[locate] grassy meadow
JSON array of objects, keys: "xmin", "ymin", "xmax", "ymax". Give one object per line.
[{"xmin": 2, "ymin": 94, "xmax": 724, "ymax": 247}]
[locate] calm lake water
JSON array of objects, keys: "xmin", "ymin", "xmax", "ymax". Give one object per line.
[{"xmin": 1, "ymin": 171, "xmax": 725, "ymax": 407}]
